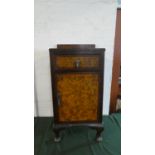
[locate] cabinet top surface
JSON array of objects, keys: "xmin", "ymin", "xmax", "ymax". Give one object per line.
[{"xmin": 49, "ymin": 48, "xmax": 105, "ymax": 55}]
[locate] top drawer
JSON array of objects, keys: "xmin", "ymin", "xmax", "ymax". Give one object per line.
[{"xmin": 55, "ymin": 55, "xmax": 100, "ymax": 69}]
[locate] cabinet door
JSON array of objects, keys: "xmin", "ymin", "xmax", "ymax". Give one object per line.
[{"xmin": 55, "ymin": 73, "xmax": 99, "ymax": 123}]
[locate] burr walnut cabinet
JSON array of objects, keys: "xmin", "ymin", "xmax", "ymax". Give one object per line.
[{"xmin": 49, "ymin": 45, "xmax": 105, "ymax": 142}]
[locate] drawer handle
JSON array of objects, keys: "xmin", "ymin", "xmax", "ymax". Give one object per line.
[{"xmin": 75, "ymin": 60, "xmax": 80, "ymax": 68}]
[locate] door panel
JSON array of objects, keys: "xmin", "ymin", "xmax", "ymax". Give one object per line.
[{"xmin": 56, "ymin": 73, "xmax": 99, "ymax": 122}]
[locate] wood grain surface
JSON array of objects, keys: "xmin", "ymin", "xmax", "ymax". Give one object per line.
[
  {"xmin": 56, "ymin": 73, "xmax": 99, "ymax": 122},
  {"xmin": 55, "ymin": 55, "xmax": 99, "ymax": 69}
]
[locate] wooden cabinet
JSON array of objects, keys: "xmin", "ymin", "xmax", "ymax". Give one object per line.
[{"xmin": 49, "ymin": 45, "xmax": 105, "ymax": 142}]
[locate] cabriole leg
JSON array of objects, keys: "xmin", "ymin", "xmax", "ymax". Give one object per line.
[
  {"xmin": 96, "ymin": 127, "xmax": 104, "ymax": 142},
  {"xmin": 53, "ymin": 126, "xmax": 61, "ymax": 142}
]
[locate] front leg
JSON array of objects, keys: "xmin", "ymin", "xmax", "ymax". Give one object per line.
[
  {"xmin": 96, "ymin": 127, "xmax": 104, "ymax": 142},
  {"xmin": 53, "ymin": 125, "xmax": 62, "ymax": 143},
  {"xmin": 53, "ymin": 128, "xmax": 61, "ymax": 142}
]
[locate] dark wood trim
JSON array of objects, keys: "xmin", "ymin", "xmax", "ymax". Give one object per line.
[
  {"xmin": 50, "ymin": 51, "xmax": 59, "ymax": 123},
  {"xmin": 49, "ymin": 48, "xmax": 105, "ymax": 55},
  {"xmin": 57, "ymin": 44, "xmax": 95, "ymax": 49},
  {"xmin": 53, "ymin": 68, "xmax": 101, "ymax": 73},
  {"xmin": 53, "ymin": 122, "xmax": 103, "ymax": 128},
  {"xmin": 110, "ymin": 9, "xmax": 121, "ymax": 113},
  {"xmin": 98, "ymin": 51, "xmax": 104, "ymax": 122}
]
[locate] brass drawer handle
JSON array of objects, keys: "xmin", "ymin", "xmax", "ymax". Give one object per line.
[{"xmin": 75, "ymin": 60, "xmax": 80, "ymax": 68}]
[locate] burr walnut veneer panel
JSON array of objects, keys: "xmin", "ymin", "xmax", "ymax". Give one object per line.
[
  {"xmin": 55, "ymin": 55, "xmax": 99, "ymax": 69},
  {"xmin": 56, "ymin": 73, "xmax": 99, "ymax": 122}
]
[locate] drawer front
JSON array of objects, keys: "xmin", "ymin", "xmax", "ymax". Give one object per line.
[{"xmin": 55, "ymin": 55, "xmax": 99, "ymax": 69}]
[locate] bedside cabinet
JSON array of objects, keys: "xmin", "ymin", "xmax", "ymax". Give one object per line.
[{"xmin": 49, "ymin": 45, "xmax": 105, "ymax": 142}]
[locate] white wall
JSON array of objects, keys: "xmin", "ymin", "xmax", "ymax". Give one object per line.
[{"xmin": 34, "ymin": 0, "xmax": 117, "ymax": 116}]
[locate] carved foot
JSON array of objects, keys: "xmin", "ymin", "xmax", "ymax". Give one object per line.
[
  {"xmin": 96, "ymin": 127, "xmax": 104, "ymax": 142},
  {"xmin": 53, "ymin": 127, "xmax": 61, "ymax": 143},
  {"xmin": 54, "ymin": 136, "xmax": 61, "ymax": 142}
]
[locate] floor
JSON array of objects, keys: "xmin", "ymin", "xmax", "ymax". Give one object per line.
[{"xmin": 34, "ymin": 113, "xmax": 121, "ymax": 155}]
